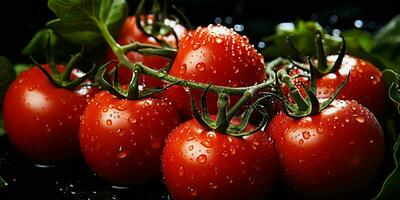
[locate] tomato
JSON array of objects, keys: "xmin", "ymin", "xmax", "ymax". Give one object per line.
[
  {"xmin": 282, "ymin": 55, "xmax": 387, "ymax": 116},
  {"xmin": 316, "ymin": 55, "xmax": 387, "ymax": 116},
  {"xmin": 106, "ymin": 15, "xmax": 187, "ymax": 86},
  {"xmin": 163, "ymin": 24, "xmax": 267, "ymax": 119},
  {"xmin": 162, "ymin": 118, "xmax": 278, "ymax": 200},
  {"xmin": 267, "ymin": 100, "xmax": 385, "ymax": 199},
  {"xmin": 2, "ymin": 65, "xmax": 96, "ymax": 164},
  {"xmin": 79, "ymin": 91, "xmax": 181, "ymax": 186}
]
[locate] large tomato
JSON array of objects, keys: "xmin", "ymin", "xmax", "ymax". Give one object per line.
[
  {"xmin": 106, "ymin": 15, "xmax": 187, "ymax": 86},
  {"xmin": 3, "ymin": 65, "xmax": 97, "ymax": 164},
  {"xmin": 163, "ymin": 24, "xmax": 267, "ymax": 119},
  {"xmin": 79, "ymin": 91, "xmax": 181, "ymax": 186},
  {"xmin": 162, "ymin": 118, "xmax": 278, "ymax": 200},
  {"xmin": 268, "ymin": 100, "xmax": 385, "ymax": 199}
]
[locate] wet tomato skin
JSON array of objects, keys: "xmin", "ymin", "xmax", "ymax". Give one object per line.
[
  {"xmin": 316, "ymin": 55, "xmax": 387, "ymax": 116},
  {"xmin": 3, "ymin": 66, "xmax": 95, "ymax": 164},
  {"xmin": 162, "ymin": 118, "xmax": 278, "ymax": 200},
  {"xmin": 268, "ymin": 100, "xmax": 384, "ymax": 199},
  {"xmin": 106, "ymin": 15, "xmax": 187, "ymax": 86},
  {"xmin": 79, "ymin": 91, "xmax": 181, "ymax": 186},
  {"xmin": 163, "ymin": 25, "xmax": 267, "ymax": 119}
]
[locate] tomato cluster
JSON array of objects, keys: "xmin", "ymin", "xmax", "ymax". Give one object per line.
[{"xmin": 2, "ymin": 12, "xmax": 387, "ymax": 200}]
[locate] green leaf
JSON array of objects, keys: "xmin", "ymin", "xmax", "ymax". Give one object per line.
[
  {"xmin": 0, "ymin": 57, "xmax": 16, "ymax": 108},
  {"xmin": 371, "ymin": 15, "xmax": 400, "ymax": 73},
  {"xmin": 262, "ymin": 21, "xmax": 342, "ymax": 60},
  {"xmin": 47, "ymin": 0, "xmax": 128, "ymax": 47},
  {"xmin": 0, "ymin": 176, "xmax": 6, "ymax": 188},
  {"xmin": 374, "ymin": 136, "xmax": 400, "ymax": 199}
]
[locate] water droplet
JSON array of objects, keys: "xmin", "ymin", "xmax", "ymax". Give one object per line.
[
  {"xmin": 299, "ymin": 139, "xmax": 304, "ymax": 144},
  {"xmin": 201, "ymin": 140, "xmax": 212, "ymax": 148},
  {"xmin": 207, "ymin": 132, "xmax": 216, "ymax": 139},
  {"xmin": 195, "ymin": 62, "xmax": 206, "ymax": 72},
  {"xmin": 196, "ymin": 154, "xmax": 207, "ymax": 163},
  {"xmin": 186, "ymin": 136, "xmax": 195, "ymax": 141},
  {"xmin": 116, "ymin": 104, "xmax": 126, "ymax": 111},
  {"xmin": 28, "ymin": 86, "xmax": 36, "ymax": 91},
  {"xmin": 187, "ymin": 187, "xmax": 197, "ymax": 196},
  {"xmin": 229, "ymin": 147, "xmax": 236, "ymax": 155},
  {"xmin": 302, "ymin": 131, "xmax": 311, "ymax": 139},
  {"xmin": 178, "ymin": 166, "xmax": 185, "ymax": 176},
  {"xmin": 233, "ymin": 66, "xmax": 240, "ymax": 74},
  {"xmin": 46, "ymin": 127, "xmax": 52, "ymax": 133},
  {"xmin": 192, "ymin": 43, "xmax": 201, "ymax": 50},
  {"xmin": 345, "ymin": 118, "xmax": 350, "ymax": 123},
  {"xmin": 209, "ymin": 182, "xmax": 218, "ymax": 189},
  {"xmin": 188, "ymin": 145, "xmax": 194, "ymax": 151},
  {"xmin": 114, "ymin": 128, "xmax": 125, "ymax": 137},
  {"xmin": 128, "ymin": 117, "xmax": 137, "ymax": 124},
  {"xmin": 117, "ymin": 151, "xmax": 129, "ymax": 159},
  {"xmin": 369, "ymin": 139, "xmax": 374, "ymax": 144},
  {"xmin": 179, "ymin": 64, "xmax": 187, "ymax": 75},
  {"xmin": 370, "ymin": 75, "xmax": 380, "ymax": 85},
  {"xmin": 353, "ymin": 115, "xmax": 365, "ymax": 123},
  {"xmin": 215, "ymin": 37, "xmax": 224, "ymax": 43},
  {"xmin": 317, "ymin": 127, "xmax": 324, "ymax": 134},
  {"xmin": 103, "ymin": 108, "xmax": 108, "ymax": 112},
  {"xmin": 106, "ymin": 119, "xmax": 112, "ymax": 126}
]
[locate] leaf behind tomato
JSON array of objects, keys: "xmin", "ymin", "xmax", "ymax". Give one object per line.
[
  {"xmin": 0, "ymin": 57, "xmax": 15, "ymax": 109},
  {"xmin": 0, "ymin": 176, "xmax": 6, "ymax": 188},
  {"xmin": 371, "ymin": 15, "xmax": 400, "ymax": 73}
]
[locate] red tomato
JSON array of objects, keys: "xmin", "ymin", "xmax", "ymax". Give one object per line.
[
  {"xmin": 3, "ymin": 65, "xmax": 96, "ymax": 164},
  {"xmin": 281, "ymin": 55, "xmax": 387, "ymax": 116},
  {"xmin": 162, "ymin": 118, "xmax": 278, "ymax": 200},
  {"xmin": 163, "ymin": 25, "xmax": 267, "ymax": 119},
  {"xmin": 106, "ymin": 15, "xmax": 187, "ymax": 86},
  {"xmin": 79, "ymin": 91, "xmax": 181, "ymax": 186},
  {"xmin": 268, "ymin": 100, "xmax": 385, "ymax": 199},
  {"xmin": 316, "ymin": 55, "xmax": 387, "ymax": 116}
]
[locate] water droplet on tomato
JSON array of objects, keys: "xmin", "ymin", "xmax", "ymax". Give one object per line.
[
  {"xmin": 114, "ymin": 128, "xmax": 125, "ymax": 137},
  {"xmin": 353, "ymin": 115, "xmax": 365, "ymax": 123},
  {"xmin": 179, "ymin": 64, "xmax": 187, "ymax": 75},
  {"xmin": 209, "ymin": 182, "xmax": 218, "ymax": 189},
  {"xmin": 178, "ymin": 166, "xmax": 185, "ymax": 176},
  {"xmin": 186, "ymin": 136, "xmax": 195, "ymax": 141},
  {"xmin": 196, "ymin": 154, "xmax": 207, "ymax": 163},
  {"xmin": 106, "ymin": 119, "xmax": 112, "ymax": 126},
  {"xmin": 188, "ymin": 145, "xmax": 194, "ymax": 151},
  {"xmin": 116, "ymin": 150, "xmax": 129, "ymax": 159},
  {"xmin": 128, "ymin": 117, "xmax": 137, "ymax": 124},
  {"xmin": 116, "ymin": 104, "xmax": 126, "ymax": 111},
  {"xmin": 192, "ymin": 43, "xmax": 201, "ymax": 50},
  {"xmin": 103, "ymin": 108, "xmax": 108, "ymax": 112},
  {"xmin": 317, "ymin": 127, "xmax": 324, "ymax": 134},
  {"xmin": 299, "ymin": 139, "xmax": 304, "ymax": 144},
  {"xmin": 187, "ymin": 187, "xmax": 197, "ymax": 196},
  {"xmin": 369, "ymin": 139, "xmax": 374, "ymax": 144},
  {"xmin": 370, "ymin": 75, "xmax": 380, "ymax": 85},
  {"xmin": 215, "ymin": 37, "xmax": 224, "ymax": 43},
  {"xmin": 229, "ymin": 147, "xmax": 236, "ymax": 155},
  {"xmin": 201, "ymin": 140, "xmax": 212, "ymax": 148},
  {"xmin": 195, "ymin": 62, "xmax": 206, "ymax": 72},
  {"xmin": 46, "ymin": 127, "xmax": 52, "ymax": 133},
  {"xmin": 302, "ymin": 131, "xmax": 311, "ymax": 139}
]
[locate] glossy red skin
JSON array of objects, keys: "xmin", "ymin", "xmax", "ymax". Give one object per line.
[
  {"xmin": 3, "ymin": 66, "xmax": 95, "ymax": 164},
  {"xmin": 79, "ymin": 91, "xmax": 181, "ymax": 186},
  {"xmin": 268, "ymin": 100, "xmax": 385, "ymax": 199},
  {"xmin": 163, "ymin": 25, "xmax": 267, "ymax": 119},
  {"xmin": 162, "ymin": 118, "xmax": 278, "ymax": 200},
  {"xmin": 106, "ymin": 15, "xmax": 187, "ymax": 85},
  {"xmin": 316, "ymin": 55, "xmax": 387, "ymax": 116}
]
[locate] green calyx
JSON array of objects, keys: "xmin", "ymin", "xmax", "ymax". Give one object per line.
[
  {"xmin": 287, "ymin": 30, "xmax": 346, "ymax": 76},
  {"xmin": 267, "ymin": 57, "xmax": 350, "ymax": 118},
  {"xmin": 31, "ymin": 50, "xmax": 96, "ymax": 90},
  {"xmin": 135, "ymin": 0, "xmax": 182, "ymax": 49},
  {"xmin": 190, "ymin": 85, "xmax": 268, "ymax": 137},
  {"xmin": 95, "ymin": 61, "xmax": 178, "ymax": 100}
]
